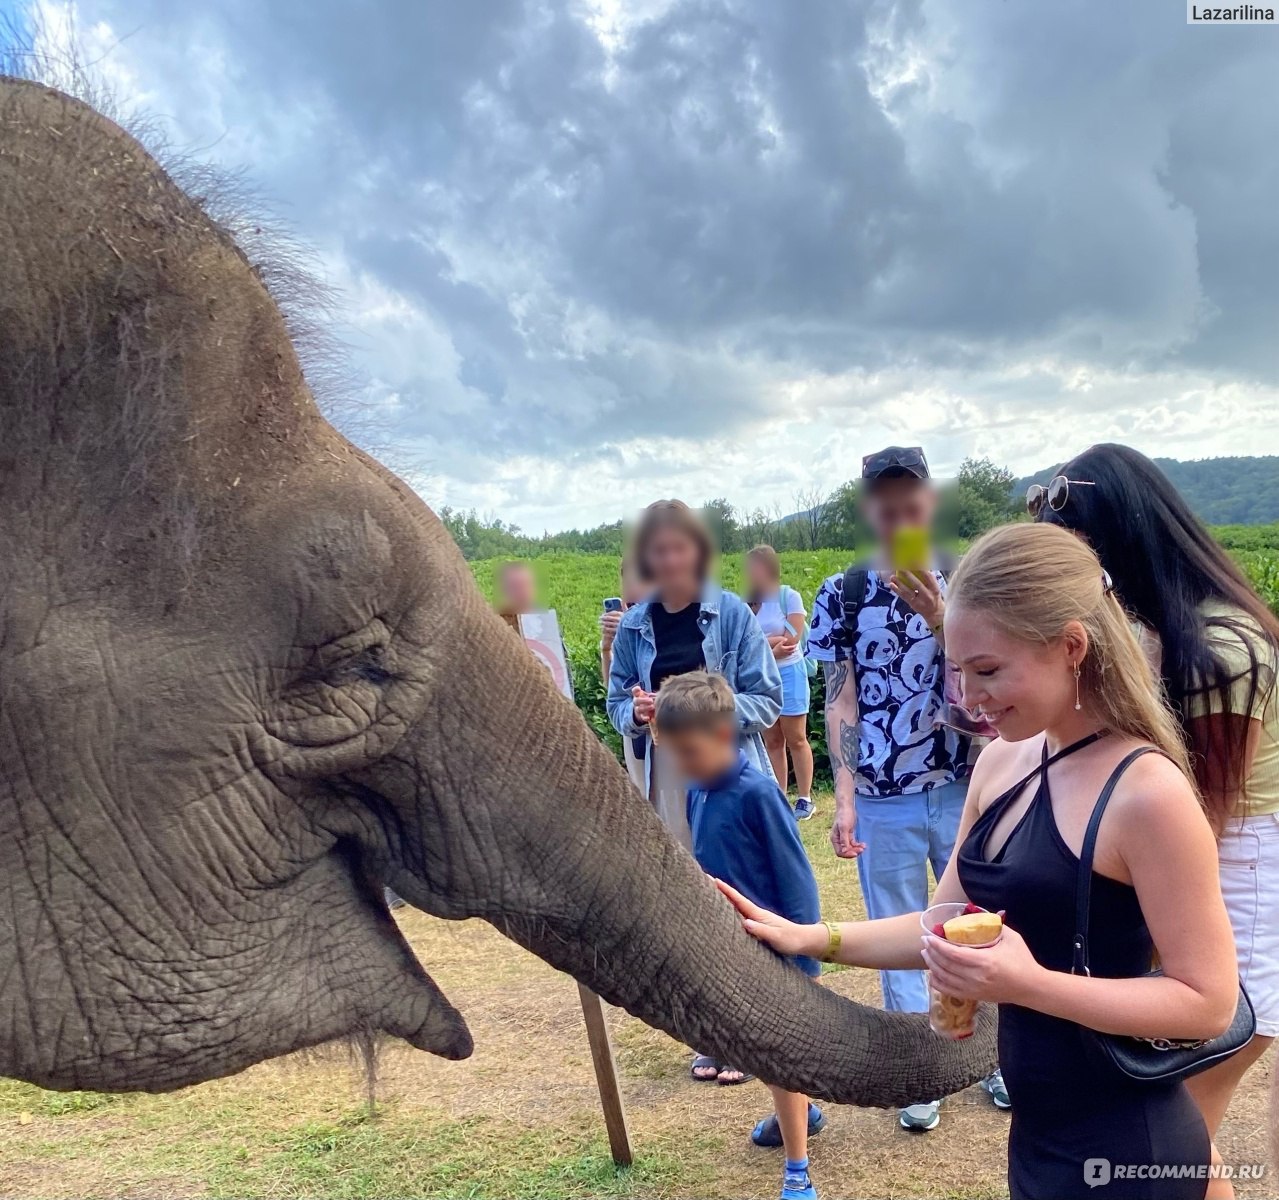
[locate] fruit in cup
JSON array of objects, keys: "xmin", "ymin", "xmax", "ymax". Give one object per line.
[{"xmin": 942, "ymin": 911, "xmax": 1003, "ymax": 946}]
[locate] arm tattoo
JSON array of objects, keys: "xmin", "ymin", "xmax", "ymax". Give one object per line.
[
  {"xmin": 838, "ymin": 717, "xmax": 860, "ymax": 778},
  {"xmin": 824, "ymin": 661, "xmax": 851, "ymax": 702}
]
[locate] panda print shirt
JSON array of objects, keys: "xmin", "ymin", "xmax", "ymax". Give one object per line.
[{"xmin": 806, "ymin": 569, "xmax": 968, "ymax": 798}]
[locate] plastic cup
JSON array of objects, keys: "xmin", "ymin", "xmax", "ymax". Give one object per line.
[{"xmin": 920, "ymin": 902, "xmax": 1002, "ymax": 1040}]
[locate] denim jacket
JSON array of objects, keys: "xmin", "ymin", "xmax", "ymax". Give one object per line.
[{"xmin": 606, "ymin": 582, "xmax": 782, "ymax": 794}]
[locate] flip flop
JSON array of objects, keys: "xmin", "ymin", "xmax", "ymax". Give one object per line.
[
  {"xmin": 717, "ymin": 1065, "xmax": 755, "ymax": 1086},
  {"xmin": 690, "ymin": 1054, "xmax": 721, "ymax": 1082},
  {"xmin": 751, "ymin": 1104, "xmax": 827, "ymax": 1147}
]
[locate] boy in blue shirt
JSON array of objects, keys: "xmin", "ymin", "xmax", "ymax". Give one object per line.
[{"xmin": 653, "ymin": 671, "xmax": 827, "ymax": 1200}]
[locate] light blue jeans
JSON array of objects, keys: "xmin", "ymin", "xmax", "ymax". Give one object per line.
[{"xmin": 854, "ymin": 779, "xmax": 969, "ymax": 1013}]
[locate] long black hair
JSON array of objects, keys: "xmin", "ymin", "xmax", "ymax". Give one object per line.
[{"xmin": 1038, "ymin": 444, "xmax": 1279, "ymax": 817}]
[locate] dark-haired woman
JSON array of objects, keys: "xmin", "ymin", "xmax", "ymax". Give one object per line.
[
  {"xmin": 1035, "ymin": 443, "xmax": 1279, "ymax": 1194},
  {"xmin": 607, "ymin": 499, "xmax": 782, "ymax": 1086}
]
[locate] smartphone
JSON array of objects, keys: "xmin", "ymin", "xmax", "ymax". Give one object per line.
[
  {"xmin": 891, "ymin": 526, "xmax": 931, "ymax": 575},
  {"xmin": 602, "ymin": 596, "xmax": 623, "ymax": 613}
]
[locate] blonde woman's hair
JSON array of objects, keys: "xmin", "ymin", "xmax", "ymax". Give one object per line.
[
  {"xmin": 948, "ymin": 523, "xmax": 1194, "ymax": 782},
  {"xmin": 746, "ymin": 544, "xmax": 781, "ymax": 581},
  {"xmin": 653, "ymin": 671, "xmax": 737, "ymax": 735}
]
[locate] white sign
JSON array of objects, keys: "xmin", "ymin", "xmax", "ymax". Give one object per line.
[{"xmin": 518, "ymin": 610, "xmax": 574, "ymax": 701}]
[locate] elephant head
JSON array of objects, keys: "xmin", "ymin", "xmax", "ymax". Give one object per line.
[{"xmin": 0, "ymin": 77, "xmax": 994, "ymax": 1102}]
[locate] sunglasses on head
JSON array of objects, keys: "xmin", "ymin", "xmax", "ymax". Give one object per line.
[
  {"xmin": 862, "ymin": 446, "xmax": 928, "ymax": 480},
  {"xmin": 1026, "ymin": 474, "xmax": 1095, "ymax": 518}
]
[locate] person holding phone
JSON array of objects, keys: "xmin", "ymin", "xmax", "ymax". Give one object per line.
[
  {"xmin": 600, "ymin": 556, "xmax": 652, "ymax": 792},
  {"xmin": 745, "ymin": 544, "xmax": 817, "ymax": 819},
  {"xmin": 805, "ymin": 445, "xmax": 1003, "ymax": 1131}
]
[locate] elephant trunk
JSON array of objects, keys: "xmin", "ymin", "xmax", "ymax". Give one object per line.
[{"xmin": 389, "ymin": 599, "xmax": 996, "ymax": 1108}]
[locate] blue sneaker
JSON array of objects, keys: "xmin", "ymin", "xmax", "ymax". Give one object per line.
[
  {"xmin": 794, "ymin": 797, "xmax": 816, "ymax": 821},
  {"xmin": 751, "ymin": 1103, "xmax": 827, "ymax": 1147},
  {"xmin": 781, "ymin": 1162, "xmax": 818, "ymax": 1200}
]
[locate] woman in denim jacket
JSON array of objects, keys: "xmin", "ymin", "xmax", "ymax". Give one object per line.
[
  {"xmin": 607, "ymin": 500, "xmax": 782, "ymax": 1087},
  {"xmin": 607, "ymin": 501, "xmax": 782, "ymax": 849}
]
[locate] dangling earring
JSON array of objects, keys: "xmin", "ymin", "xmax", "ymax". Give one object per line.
[{"xmin": 1074, "ymin": 663, "xmax": 1082, "ymax": 711}]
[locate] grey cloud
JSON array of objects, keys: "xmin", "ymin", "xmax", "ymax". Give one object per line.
[{"xmin": 33, "ymin": 0, "xmax": 1279, "ymax": 525}]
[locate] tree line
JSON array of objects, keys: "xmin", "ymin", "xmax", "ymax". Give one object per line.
[{"xmin": 440, "ymin": 457, "xmax": 1022, "ymax": 560}]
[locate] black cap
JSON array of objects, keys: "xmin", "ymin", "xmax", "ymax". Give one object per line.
[{"xmin": 862, "ymin": 445, "xmax": 930, "ymax": 483}]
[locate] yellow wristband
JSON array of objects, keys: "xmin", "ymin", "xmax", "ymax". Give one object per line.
[{"xmin": 820, "ymin": 920, "xmax": 842, "ymax": 963}]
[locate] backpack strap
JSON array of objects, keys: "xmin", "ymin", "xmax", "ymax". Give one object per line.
[
  {"xmin": 840, "ymin": 561, "xmax": 870, "ymax": 632},
  {"xmin": 1072, "ymin": 747, "xmax": 1158, "ymax": 975}
]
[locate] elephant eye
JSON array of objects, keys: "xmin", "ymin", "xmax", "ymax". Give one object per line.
[
  {"xmin": 340, "ymin": 644, "xmax": 394, "ymax": 687},
  {"xmin": 299, "ymin": 621, "xmax": 396, "ymax": 688}
]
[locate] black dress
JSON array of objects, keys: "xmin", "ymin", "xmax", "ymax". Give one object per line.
[{"xmin": 956, "ymin": 735, "xmax": 1210, "ymax": 1200}]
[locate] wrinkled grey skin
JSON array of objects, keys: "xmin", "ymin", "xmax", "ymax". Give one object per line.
[{"xmin": 0, "ymin": 78, "xmax": 995, "ymax": 1103}]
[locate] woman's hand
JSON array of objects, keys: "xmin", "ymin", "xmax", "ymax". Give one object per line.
[
  {"xmin": 715, "ymin": 879, "xmax": 825, "ymax": 958},
  {"xmin": 889, "ymin": 569, "xmax": 944, "ymax": 631},
  {"xmin": 769, "ymin": 632, "xmax": 799, "ymax": 660},
  {"xmin": 632, "ymin": 685, "xmax": 657, "ymax": 724},
  {"xmin": 599, "ymin": 609, "xmax": 623, "ymax": 650},
  {"xmin": 920, "ymin": 923, "xmax": 1043, "ymax": 1005}
]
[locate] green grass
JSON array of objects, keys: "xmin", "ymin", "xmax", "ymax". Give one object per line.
[
  {"xmin": 203, "ymin": 1108, "xmax": 694, "ymax": 1200},
  {"xmin": 0, "ymin": 1078, "xmax": 702, "ymax": 1199},
  {"xmin": 470, "ymin": 541, "xmax": 1279, "ymax": 770}
]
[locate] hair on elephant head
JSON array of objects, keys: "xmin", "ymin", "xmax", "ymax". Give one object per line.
[{"xmin": 0, "ymin": 74, "xmax": 996, "ymax": 1101}]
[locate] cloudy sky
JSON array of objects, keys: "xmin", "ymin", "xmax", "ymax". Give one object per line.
[{"xmin": 6, "ymin": 0, "xmax": 1278, "ymax": 532}]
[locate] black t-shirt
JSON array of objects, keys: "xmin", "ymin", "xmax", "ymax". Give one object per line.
[{"xmin": 651, "ymin": 600, "xmax": 704, "ymax": 686}]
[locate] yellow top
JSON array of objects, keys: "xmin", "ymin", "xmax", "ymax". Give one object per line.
[{"xmin": 1183, "ymin": 600, "xmax": 1279, "ymax": 817}]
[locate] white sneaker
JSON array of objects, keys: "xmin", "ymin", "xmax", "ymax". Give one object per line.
[{"xmin": 898, "ymin": 1100, "xmax": 941, "ymax": 1131}]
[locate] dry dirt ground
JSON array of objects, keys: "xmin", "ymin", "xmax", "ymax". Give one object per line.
[{"xmin": 1, "ymin": 805, "xmax": 1273, "ymax": 1200}]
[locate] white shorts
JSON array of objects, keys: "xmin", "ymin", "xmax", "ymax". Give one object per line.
[{"xmin": 1219, "ymin": 812, "xmax": 1279, "ymax": 1037}]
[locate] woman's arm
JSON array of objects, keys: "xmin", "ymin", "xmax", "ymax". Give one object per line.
[
  {"xmin": 922, "ymin": 754, "xmax": 1238, "ymax": 1041},
  {"xmin": 783, "ymin": 587, "xmax": 807, "ymax": 641},
  {"xmin": 717, "ymin": 744, "xmax": 1004, "ymax": 970},
  {"xmin": 605, "ymin": 625, "xmax": 645, "ymax": 738},
  {"xmin": 599, "ymin": 608, "xmax": 624, "ymax": 683},
  {"xmin": 728, "ymin": 601, "xmax": 782, "ymax": 734}
]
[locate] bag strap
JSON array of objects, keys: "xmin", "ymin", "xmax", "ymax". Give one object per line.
[
  {"xmin": 1072, "ymin": 747, "xmax": 1158, "ymax": 976},
  {"xmin": 977, "ymin": 732, "xmax": 1106, "ymax": 848},
  {"xmin": 840, "ymin": 562, "xmax": 870, "ymax": 631}
]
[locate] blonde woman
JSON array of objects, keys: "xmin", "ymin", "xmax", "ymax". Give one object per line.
[
  {"xmin": 720, "ymin": 523, "xmax": 1237, "ymax": 1200},
  {"xmin": 1037, "ymin": 445, "xmax": 1279, "ymax": 1189}
]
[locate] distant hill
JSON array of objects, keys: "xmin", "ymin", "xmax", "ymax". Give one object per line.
[{"xmin": 1012, "ymin": 456, "xmax": 1279, "ymax": 525}]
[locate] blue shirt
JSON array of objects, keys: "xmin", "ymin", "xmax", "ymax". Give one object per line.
[{"xmin": 686, "ymin": 751, "xmax": 822, "ymax": 977}]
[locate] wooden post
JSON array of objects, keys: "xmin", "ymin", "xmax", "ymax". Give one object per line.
[{"xmin": 576, "ymin": 982, "xmax": 633, "ymax": 1167}]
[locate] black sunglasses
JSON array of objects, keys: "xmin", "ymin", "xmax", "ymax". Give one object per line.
[
  {"xmin": 862, "ymin": 446, "xmax": 928, "ymax": 480},
  {"xmin": 1026, "ymin": 474, "xmax": 1095, "ymax": 518}
]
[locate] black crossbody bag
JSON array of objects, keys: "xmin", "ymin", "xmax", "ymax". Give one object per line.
[{"xmin": 1072, "ymin": 746, "xmax": 1255, "ymax": 1083}]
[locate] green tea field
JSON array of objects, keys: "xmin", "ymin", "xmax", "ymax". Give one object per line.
[{"xmin": 469, "ymin": 537, "xmax": 1279, "ymax": 766}]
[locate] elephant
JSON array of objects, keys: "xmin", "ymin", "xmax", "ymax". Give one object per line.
[{"xmin": 0, "ymin": 75, "xmax": 995, "ymax": 1105}]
